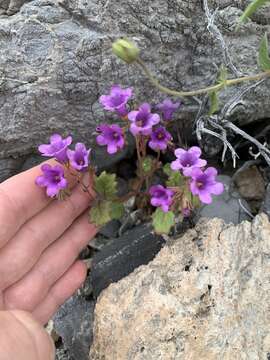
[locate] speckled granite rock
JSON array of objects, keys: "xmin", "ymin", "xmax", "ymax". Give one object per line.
[
  {"xmin": 90, "ymin": 214, "xmax": 270, "ymax": 359},
  {"xmin": 0, "ymin": 0, "xmax": 270, "ymax": 181}
]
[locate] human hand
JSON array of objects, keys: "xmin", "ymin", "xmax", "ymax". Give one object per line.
[
  {"xmin": 0, "ymin": 310, "xmax": 55, "ymax": 360},
  {"xmin": 0, "ymin": 160, "xmax": 97, "ymax": 324}
]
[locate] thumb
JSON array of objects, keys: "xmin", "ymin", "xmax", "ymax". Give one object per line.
[{"xmin": 0, "ymin": 310, "xmax": 55, "ymax": 360}]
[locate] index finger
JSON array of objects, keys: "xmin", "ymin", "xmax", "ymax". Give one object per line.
[{"xmin": 0, "ymin": 159, "xmax": 75, "ymax": 249}]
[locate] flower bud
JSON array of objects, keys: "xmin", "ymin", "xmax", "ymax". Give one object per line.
[{"xmin": 112, "ymin": 38, "xmax": 140, "ymax": 64}]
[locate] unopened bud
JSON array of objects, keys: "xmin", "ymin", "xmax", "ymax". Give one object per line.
[{"xmin": 112, "ymin": 38, "xmax": 140, "ymax": 64}]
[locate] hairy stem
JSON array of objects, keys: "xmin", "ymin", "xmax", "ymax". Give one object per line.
[{"xmin": 136, "ymin": 58, "xmax": 270, "ymax": 98}]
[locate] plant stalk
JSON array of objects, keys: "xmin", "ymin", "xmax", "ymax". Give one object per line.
[{"xmin": 136, "ymin": 57, "xmax": 270, "ymax": 98}]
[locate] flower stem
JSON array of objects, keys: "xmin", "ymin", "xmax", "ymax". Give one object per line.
[{"xmin": 136, "ymin": 57, "xmax": 270, "ymax": 98}]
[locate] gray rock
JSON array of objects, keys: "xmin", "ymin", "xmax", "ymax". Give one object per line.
[
  {"xmin": 260, "ymin": 183, "xmax": 270, "ymax": 219},
  {"xmin": 53, "ymin": 292, "xmax": 95, "ymax": 360},
  {"xmin": 0, "ymin": 0, "xmax": 270, "ymax": 179},
  {"xmin": 90, "ymin": 214, "xmax": 270, "ymax": 359},
  {"xmin": 195, "ymin": 175, "xmax": 252, "ymax": 224},
  {"xmin": 99, "ymin": 219, "xmax": 121, "ymax": 238}
]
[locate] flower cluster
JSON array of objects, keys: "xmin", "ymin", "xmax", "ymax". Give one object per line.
[
  {"xmin": 35, "ymin": 84, "xmax": 224, "ymax": 235},
  {"xmin": 97, "ymin": 85, "xmax": 180, "ymax": 155},
  {"xmin": 171, "ymin": 147, "xmax": 223, "ymax": 205},
  {"xmin": 36, "ymin": 134, "xmax": 91, "ymax": 197}
]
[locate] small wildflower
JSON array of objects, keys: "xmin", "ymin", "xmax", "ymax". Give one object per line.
[
  {"xmin": 67, "ymin": 143, "xmax": 91, "ymax": 172},
  {"xmin": 128, "ymin": 103, "xmax": 160, "ymax": 136},
  {"xmin": 156, "ymin": 98, "xmax": 180, "ymax": 121},
  {"xmin": 148, "ymin": 126, "xmax": 172, "ymax": 151},
  {"xmin": 182, "ymin": 208, "xmax": 191, "ymax": 218},
  {"xmin": 35, "ymin": 164, "xmax": 68, "ymax": 198},
  {"xmin": 189, "ymin": 167, "xmax": 224, "ymax": 204},
  {"xmin": 99, "ymin": 85, "xmax": 132, "ymax": 116},
  {"xmin": 149, "ymin": 184, "xmax": 174, "ymax": 212},
  {"xmin": 96, "ymin": 124, "xmax": 125, "ymax": 154},
  {"xmin": 38, "ymin": 134, "xmax": 72, "ymax": 163},
  {"xmin": 171, "ymin": 146, "xmax": 207, "ymax": 176}
]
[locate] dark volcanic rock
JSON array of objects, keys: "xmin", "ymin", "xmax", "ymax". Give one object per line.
[
  {"xmin": 90, "ymin": 224, "xmax": 165, "ymax": 298},
  {"xmin": 53, "ymin": 292, "xmax": 95, "ymax": 360}
]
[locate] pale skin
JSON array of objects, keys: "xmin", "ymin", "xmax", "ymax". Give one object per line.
[{"xmin": 0, "ymin": 160, "xmax": 97, "ymax": 359}]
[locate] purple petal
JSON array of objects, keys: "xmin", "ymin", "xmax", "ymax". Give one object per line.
[
  {"xmin": 50, "ymin": 134, "xmax": 62, "ymax": 143},
  {"xmin": 204, "ymin": 167, "xmax": 218, "ymax": 178},
  {"xmin": 210, "ymin": 182, "xmax": 224, "ymax": 195},
  {"xmin": 171, "ymin": 160, "xmax": 182, "ymax": 171},
  {"xmin": 35, "ymin": 175, "xmax": 47, "ymax": 187},
  {"xmin": 174, "ymin": 148, "xmax": 186, "ymax": 158},
  {"xmin": 190, "ymin": 181, "xmax": 199, "ymax": 195},
  {"xmin": 41, "ymin": 164, "xmax": 51, "ymax": 172},
  {"xmin": 190, "ymin": 167, "xmax": 203, "ymax": 179},
  {"xmin": 107, "ymin": 143, "xmax": 118, "ymax": 154},
  {"xmin": 130, "ymin": 124, "xmax": 140, "ymax": 136},
  {"xmin": 38, "ymin": 144, "xmax": 53, "ymax": 155},
  {"xmin": 151, "ymin": 198, "xmax": 161, "ymax": 207},
  {"xmin": 140, "ymin": 103, "xmax": 151, "ymax": 113},
  {"xmin": 96, "ymin": 135, "xmax": 108, "ymax": 146},
  {"xmin": 128, "ymin": 111, "xmax": 139, "ymax": 122},
  {"xmin": 161, "ymin": 204, "xmax": 169, "ymax": 212},
  {"xmin": 75, "ymin": 142, "xmax": 86, "ymax": 152},
  {"xmin": 196, "ymin": 159, "xmax": 207, "ymax": 168},
  {"xmin": 46, "ymin": 185, "xmax": 59, "ymax": 198},
  {"xmin": 188, "ymin": 146, "xmax": 202, "ymax": 158},
  {"xmin": 183, "ymin": 167, "xmax": 193, "ymax": 176},
  {"xmin": 198, "ymin": 190, "xmax": 212, "ymax": 204},
  {"xmin": 149, "ymin": 113, "xmax": 160, "ymax": 126}
]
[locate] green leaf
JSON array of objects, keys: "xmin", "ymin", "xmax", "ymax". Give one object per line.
[
  {"xmin": 208, "ymin": 91, "xmax": 219, "ymax": 115},
  {"xmin": 258, "ymin": 33, "xmax": 270, "ymax": 71},
  {"xmin": 239, "ymin": 0, "xmax": 270, "ymax": 24},
  {"xmin": 89, "ymin": 200, "xmax": 112, "ymax": 226},
  {"xmin": 142, "ymin": 156, "xmax": 154, "ymax": 175},
  {"xmin": 163, "ymin": 164, "xmax": 185, "ymax": 187},
  {"xmin": 110, "ymin": 201, "xmax": 125, "ymax": 220},
  {"xmin": 191, "ymin": 195, "xmax": 201, "ymax": 209},
  {"xmin": 152, "ymin": 208, "xmax": 175, "ymax": 235},
  {"xmin": 163, "ymin": 163, "xmax": 174, "ymax": 177},
  {"xmin": 94, "ymin": 171, "xmax": 117, "ymax": 200}
]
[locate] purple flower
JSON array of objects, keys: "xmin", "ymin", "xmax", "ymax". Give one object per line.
[
  {"xmin": 99, "ymin": 85, "xmax": 132, "ymax": 116},
  {"xmin": 149, "ymin": 185, "xmax": 174, "ymax": 212},
  {"xmin": 171, "ymin": 146, "xmax": 207, "ymax": 176},
  {"xmin": 96, "ymin": 124, "xmax": 125, "ymax": 154},
  {"xmin": 38, "ymin": 134, "xmax": 72, "ymax": 163},
  {"xmin": 148, "ymin": 126, "xmax": 172, "ymax": 151},
  {"xmin": 182, "ymin": 208, "xmax": 191, "ymax": 218},
  {"xmin": 35, "ymin": 164, "xmax": 68, "ymax": 198},
  {"xmin": 67, "ymin": 143, "xmax": 91, "ymax": 172},
  {"xmin": 128, "ymin": 103, "xmax": 160, "ymax": 136},
  {"xmin": 189, "ymin": 167, "xmax": 224, "ymax": 204},
  {"xmin": 156, "ymin": 98, "xmax": 181, "ymax": 121}
]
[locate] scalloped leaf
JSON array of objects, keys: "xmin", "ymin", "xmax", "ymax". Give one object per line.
[
  {"xmin": 89, "ymin": 200, "xmax": 124, "ymax": 226},
  {"xmin": 94, "ymin": 171, "xmax": 117, "ymax": 200},
  {"xmin": 239, "ymin": 0, "xmax": 270, "ymax": 24},
  {"xmin": 163, "ymin": 164, "xmax": 184, "ymax": 187},
  {"xmin": 110, "ymin": 201, "xmax": 125, "ymax": 220},
  {"xmin": 152, "ymin": 208, "xmax": 175, "ymax": 235},
  {"xmin": 142, "ymin": 156, "xmax": 154, "ymax": 175},
  {"xmin": 258, "ymin": 33, "xmax": 270, "ymax": 71},
  {"xmin": 89, "ymin": 200, "xmax": 112, "ymax": 226}
]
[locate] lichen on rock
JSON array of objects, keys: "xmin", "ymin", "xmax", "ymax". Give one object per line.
[{"xmin": 90, "ymin": 214, "xmax": 270, "ymax": 359}]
